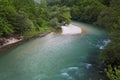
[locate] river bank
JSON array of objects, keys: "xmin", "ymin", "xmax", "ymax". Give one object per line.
[
  {"xmin": 0, "ymin": 32, "xmax": 50, "ymax": 51},
  {"xmin": 0, "ymin": 23, "xmax": 83, "ymax": 51}
]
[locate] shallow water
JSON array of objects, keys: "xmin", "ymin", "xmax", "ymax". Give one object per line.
[{"xmin": 0, "ymin": 22, "xmax": 108, "ymax": 80}]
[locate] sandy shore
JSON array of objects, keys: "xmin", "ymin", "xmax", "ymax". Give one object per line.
[
  {"xmin": 0, "ymin": 38, "xmax": 22, "ymax": 48},
  {"xmin": 61, "ymin": 24, "xmax": 82, "ymax": 35},
  {"xmin": 0, "ymin": 32, "xmax": 50, "ymax": 50}
]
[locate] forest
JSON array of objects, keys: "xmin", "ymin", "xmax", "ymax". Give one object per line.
[
  {"xmin": 0, "ymin": 0, "xmax": 71, "ymax": 38},
  {"xmin": 0, "ymin": 0, "xmax": 120, "ymax": 80}
]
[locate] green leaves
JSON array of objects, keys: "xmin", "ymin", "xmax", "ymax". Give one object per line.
[
  {"xmin": 49, "ymin": 18, "xmax": 60, "ymax": 29},
  {"xmin": 49, "ymin": 5, "xmax": 71, "ymax": 25},
  {"xmin": 105, "ymin": 65, "xmax": 120, "ymax": 80},
  {"xmin": 0, "ymin": 18, "xmax": 13, "ymax": 36}
]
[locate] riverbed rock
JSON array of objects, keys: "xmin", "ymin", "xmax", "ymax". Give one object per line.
[{"xmin": 0, "ymin": 38, "xmax": 6, "ymax": 45}]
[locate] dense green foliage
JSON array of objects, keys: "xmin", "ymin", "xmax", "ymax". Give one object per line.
[
  {"xmin": 105, "ymin": 65, "xmax": 120, "ymax": 80},
  {"xmin": 97, "ymin": 1, "xmax": 120, "ymax": 80},
  {"xmin": 0, "ymin": 0, "xmax": 71, "ymax": 37}
]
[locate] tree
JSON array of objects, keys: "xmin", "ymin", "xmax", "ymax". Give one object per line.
[
  {"xmin": 49, "ymin": 18, "xmax": 60, "ymax": 29},
  {"xmin": 105, "ymin": 66, "xmax": 120, "ymax": 80},
  {"xmin": 0, "ymin": 18, "xmax": 13, "ymax": 36}
]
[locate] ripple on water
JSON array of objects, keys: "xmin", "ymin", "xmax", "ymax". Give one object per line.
[
  {"xmin": 61, "ymin": 67, "xmax": 79, "ymax": 73},
  {"xmin": 60, "ymin": 66, "xmax": 80, "ymax": 80},
  {"xmin": 68, "ymin": 67, "xmax": 79, "ymax": 70},
  {"xmin": 99, "ymin": 39, "xmax": 111, "ymax": 49},
  {"xmin": 61, "ymin": 72, "xmax": 73, "ymax": 80},
  {"xmin": 85, "ymin": 63, "xmax": 92, "ymax": 69}
]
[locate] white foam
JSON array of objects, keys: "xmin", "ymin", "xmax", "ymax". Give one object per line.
[
  {"xmin": 61, "ymin": 72, "xmax": 73, "ymax": 80},
  {"xmin": 61, "ymin": 72, "xmax": 69, "ymax": 77},
  {"xmin": 99, "ymin": 39, "xmax": 111, "ymax": 49},
  {"xmin": 68, "ymin": 67, "xmax": 79, "ymax": 70},
  {"xmin": 99, "ymin": 46, "xmax": 104, "ymax": 49},
  {"xmin": 62, "ymin": 24, "xmax": 82, "ymax": 35},
  {"xmin": 104, "ymin": 39, "xmax": 111, "ymax": 45},
  {"xmin": 86, "ymin": 63, "xmax": 92, "ymax": 69}
]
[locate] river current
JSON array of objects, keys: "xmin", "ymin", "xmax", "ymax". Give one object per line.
[{"xmin": 0, "ymin": 21, "xmax": 108, "ymax": 80}]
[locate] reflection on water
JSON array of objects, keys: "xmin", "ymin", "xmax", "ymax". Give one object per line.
[{"xmin": 0, "ymin": 22, "xmax": 108, "ymax": 80}]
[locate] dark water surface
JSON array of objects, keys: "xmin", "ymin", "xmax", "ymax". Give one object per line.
[{"xmin": 0, "ymin": 22, "xmax": 108, "ymax": 80}]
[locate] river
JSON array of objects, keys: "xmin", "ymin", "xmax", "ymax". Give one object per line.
[{"xmin": 0, "ymin": 21, "xmax": 108, "ymax": 80}]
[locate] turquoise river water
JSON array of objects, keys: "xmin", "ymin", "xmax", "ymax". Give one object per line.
[{"xmin": 0, "ymin": 22, "xmax": 108, "ymax": 80}]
